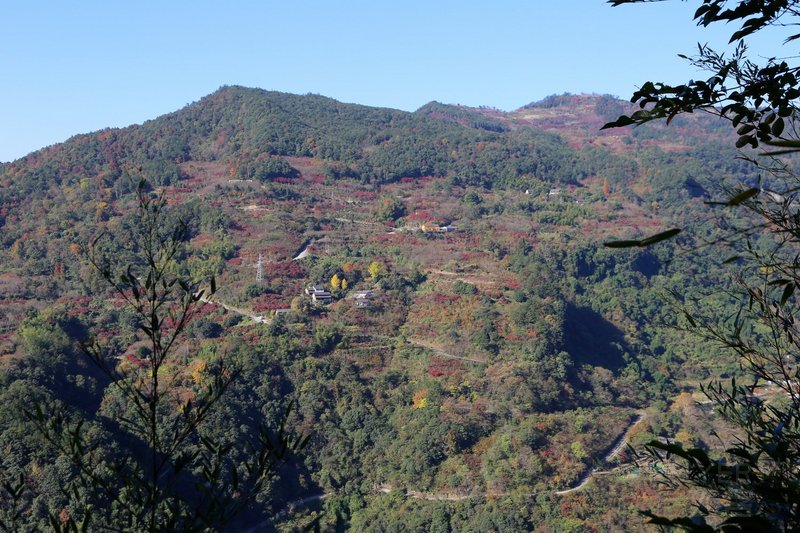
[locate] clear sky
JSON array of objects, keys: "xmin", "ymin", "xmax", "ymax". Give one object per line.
[{"xmin": 0, "ymin": 1, "xmax": 757, "ymax": 162}]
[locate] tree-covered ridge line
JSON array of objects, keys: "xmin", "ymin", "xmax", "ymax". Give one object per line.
[{"xmin": 0, "ymin": 86, "xmax": 744, "ymax": 198}]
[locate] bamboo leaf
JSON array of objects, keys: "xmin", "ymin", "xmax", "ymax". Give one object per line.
[
  {"xmin": 781, "ymin": 283, "xmax": 795, "ymax": 306},
  {"xmin": 639, "ymin": 228, "xmax": 681, "ymax": 246},
  {"xmin": 603, "ymin": 239, "xmax": 642, "ymax": 248},
  {"xmin": 725, "ymin": 187, "xmax": 760, "ymax": 206}
]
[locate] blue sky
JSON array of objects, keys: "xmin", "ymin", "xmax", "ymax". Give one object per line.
[{"xmin": 0, "ymin": 1, "xmax": 756, "ymax": 162}]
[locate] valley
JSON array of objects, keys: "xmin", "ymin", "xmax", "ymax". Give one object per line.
[{"xmin": 0, "ymin": 87, "xmax": 766, "ymax": 530}]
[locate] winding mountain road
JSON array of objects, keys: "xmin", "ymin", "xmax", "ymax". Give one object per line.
[
  {"xmin": 260, "ymin": 408, "xmax": 648, "ymax": 525},
  {"xmin": 199, "ymin": 296, "xmax": 270, "ymax": 324},
  {"xmin": 554, "ymin": 410, "xmax": 646, "ymax": 495},
  {"xmin": 406, "ymin": 338, "xmax": 486, "ymax": 364}
]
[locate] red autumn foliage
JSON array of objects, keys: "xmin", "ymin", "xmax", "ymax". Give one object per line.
[
  {"xmin": 252, "ymin": 294, "xmax": 290, "ymax": 312},
  {"xmin": 0, "ymin": 299, "xmax": 27, "ymax": 305},
  {"xmin": 432, "ymin": 293, "xmax": 461, "ymax": 305},
  {"xmin": 266, "ymin": 261, "xmax": 305, "ymax": 278},
  {"xmin": 427, "ymin": 357, "xmax": 464, "ymax": 378},
  {"xmin": 482, "ymin": 288, "xmax": 503, "ymax": 299},
  {"xmin": 353, "ymin": 191, "xmax": 378, "ymax": 201},
  {"xmin": 502, "ymin": 276, "xmax": 520, "ymax": 290},
  {"xmin": 405, "ymin": 210, "xmax": 436, "ymax": 222},
  {"xmin": 67, "ymin": 306, "xmax": 90, "ymax": 318},
  {"xmin": 124, "ymin": 353, "xmax": 146, "ymax": 368}
]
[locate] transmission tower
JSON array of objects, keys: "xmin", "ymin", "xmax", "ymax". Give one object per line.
[{"xmin": 256, "ymin": 253, "xmax": 263, "ymax": 283}]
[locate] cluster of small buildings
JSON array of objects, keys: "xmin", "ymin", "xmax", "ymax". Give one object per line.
[
  {"xmin": 353, "ymin": 290, "xmax": 372, "ymax": 308},
  {"xmin": 547, "ymin": 187, "xmax": 589, "ymax": 205},
  {"xmin": 304, "ymin": 285, "xmax": 375, "ymax": 308},
  {"xmin": 305, "ymin": 285, "xmax": 332, "ymax": 304}
]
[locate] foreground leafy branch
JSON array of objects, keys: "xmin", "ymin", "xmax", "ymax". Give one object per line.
[
  {"xmin": 606, "ymin": 1, "xmax": 800, "ymax": 530},
  {"xmin": 13, "ymin": 181, "xmax": 308, "ymax": 531},
  {"xmin": 606, "ymin": 1, "xmax": 800, "ymax": 155}
]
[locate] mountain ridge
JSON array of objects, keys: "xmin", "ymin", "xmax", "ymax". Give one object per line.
[
  {"xmin": 0, "ymin": 84, "xmax": 754, "ymax": 530},
  {"xmin": 0, "ymin": 87, "xmax": 666, "ymax": 164}
]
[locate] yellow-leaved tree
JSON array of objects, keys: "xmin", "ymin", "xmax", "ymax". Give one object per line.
[{"xmin": 368, "ymin": 261, "xmax": 382, "ymax": 281}]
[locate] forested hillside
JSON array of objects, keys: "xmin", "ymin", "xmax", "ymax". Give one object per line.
[{"xmin": 0, "ymin": 86, "xmax": 761, "ymax": 530}]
